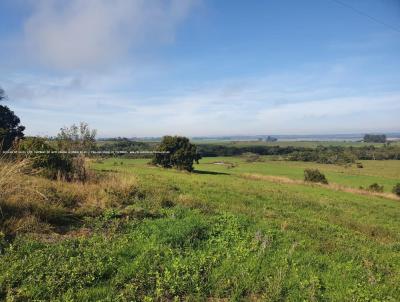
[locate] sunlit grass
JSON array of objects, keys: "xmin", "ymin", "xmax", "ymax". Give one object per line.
[{"xmin": 1, "ymin": 157, "xmax": 400, "ymax": 300}]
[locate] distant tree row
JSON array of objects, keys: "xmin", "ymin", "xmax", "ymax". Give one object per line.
[
  {"xmin": 363, "ymin": 134, "xmax": 386, "ymax": 143},
  {"xmin": 197, "ymin": 143, "xmax": 400, "ymax": 162}
]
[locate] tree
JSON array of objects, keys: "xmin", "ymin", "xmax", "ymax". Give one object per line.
[
  {"xmin": 152, "ymin": 136, "xmax": 201, "ymax": 172},
  {"xmin": 0, "ymin": 88, "xmax": 25, "ymax": 150},
  {"xmin": 57, "ymin": 122, "xmax": 97, "ymax": 152},
  {"xmin": 55, "ymin": 122, "xmax": 97, "ymax": 182}
]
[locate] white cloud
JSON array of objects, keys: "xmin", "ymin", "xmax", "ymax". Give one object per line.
[
  {"xmin": 22, "ymin": 0, "xmax": 198, "ymax": 70},
  {"xmin": 6, "ymin": 67, "xmax": 400, "ymax": 137}
]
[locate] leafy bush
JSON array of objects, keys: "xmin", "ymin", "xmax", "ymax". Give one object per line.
[
  {"xmin": 304, "ymin": 169, "xmax": 328, "ymax": 184},
  {"xmin": 367, "ymin": 183, "xmax": 384, "ymax": 193},
  {"xmin": 18, "ymin": 137, "xmax": 74, "ymax": 180},
  {"xmin": 392, "ymin": 183, "xmax": 400, "ymax": 196},
  {"xmin": 18, "ymin": 137, "xmax": 93, "ymax": 182},
  {"xmin": 152, "ymin": 136, "xmax": 201, "ymax": 172}
]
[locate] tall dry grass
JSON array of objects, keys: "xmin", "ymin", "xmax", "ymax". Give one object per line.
[
  {"xmin": 0, "ymin": 158, "xmax": 139, "ymax": 237},
  {"xmin": 0, "ymin": 159, "xmax": 48, "ymax": 235}
]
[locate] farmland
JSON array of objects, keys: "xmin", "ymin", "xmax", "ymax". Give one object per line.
[
  {"xmin": 2, "ymin": 0, "xmax": 400, "ymax": 300},
  {"xmin": 1, "ymin": 155, "xmax": 400, "ymax": 301}
]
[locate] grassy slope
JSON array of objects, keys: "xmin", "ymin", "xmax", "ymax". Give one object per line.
[
  {"xmin": 199, "ymin": 157, "xmax": 400, "ymax": 193},
  {"xmin": 100, "ymin": 159, "xmax": 400, "ymax": 298},
  {"xmin": 1, "ymin": 158, "xmax": 400, "ymax": 301}
]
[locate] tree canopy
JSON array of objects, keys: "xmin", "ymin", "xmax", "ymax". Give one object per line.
[
  {"xmin": 57, "ymin": 122, "xmax": 97, "ymax": 152},
  {"xmin": 152, "ymin": 136, "xmax": 201, "ymax": 172},
  {"xmin": 0, "ymin": 88, "xmax": 25, "ymax": 150}
]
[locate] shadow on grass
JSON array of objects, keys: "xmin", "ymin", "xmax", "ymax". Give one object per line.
[{"xmin": 193, "ymin": 170, "xmax": 230, "ymax": 175}]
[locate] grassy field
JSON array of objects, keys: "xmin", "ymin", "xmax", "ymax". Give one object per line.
[
  {"xmin": 198, "ymin": 157, "xmax": 400, "ymax": 193},
  {"xmin": 1, "ymin": 157, "xmax": 400, "ymax": 301}
]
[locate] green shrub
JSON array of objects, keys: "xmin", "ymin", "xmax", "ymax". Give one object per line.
[
  {"xmin": 18, "ymin": 137, "xmax": 74, "ymax": 180},
  {"xmin": 304, "ymin": 169, "xmax": 328, "ymax": 184},
  {"xmin": 367, "ymin": 183, "xmax": 384, "ymax": 193},
  {"xmin": 152, "ymin": 136, "xmax": 201, "ymax": 172},
  {"xmin": 392, "ymin": 183, "xmax": 400, "ymax": 196},
  {"xmin": 18, "ymin": 137, "xmax": 91, "ymax": 182}
]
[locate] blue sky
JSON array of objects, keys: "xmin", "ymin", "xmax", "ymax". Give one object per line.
[{"xmin": 0, "ymin": 0, "xmax": 399, "ymax": 137}]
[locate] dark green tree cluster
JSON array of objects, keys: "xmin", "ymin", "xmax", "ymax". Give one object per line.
[
  {"xmin": 363, "ymin": 134, "xmax": 386, "ymax": 143},
  {"xmin": 197, "ymin": 143, "xmax": 400, "ymax": 162},
  {"xmin": 0, "ymin": 88, "xmax": 25, "ymax": 150},
  {"xmin": 153, "ymin": 136, "xmax": 201, "ymax": 172},
  {"xmin": 289, "ymin": 146, "xmax": 357, "ymax": 164}
]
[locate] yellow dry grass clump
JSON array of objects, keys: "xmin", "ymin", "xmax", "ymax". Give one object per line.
[{"xmin": 0, "ymin": 158, "xmax": 138, "ymax": 236}]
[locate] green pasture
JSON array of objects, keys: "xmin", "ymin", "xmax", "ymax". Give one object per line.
[{"xmin": 1, "ymin": 157, "xmax": 400, "ymax": 301}]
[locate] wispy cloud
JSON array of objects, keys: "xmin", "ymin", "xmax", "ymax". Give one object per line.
[
  {"xmin": 5, "ymin": 61, "xmax": 400, "ymax": 136},
  {"xmin": 19, "ymin": 0, "xmax": 198, "ymax": 71},
  {"xmin": 1, "ymin": 1, "xmax": 399, "ymax": 136}
]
